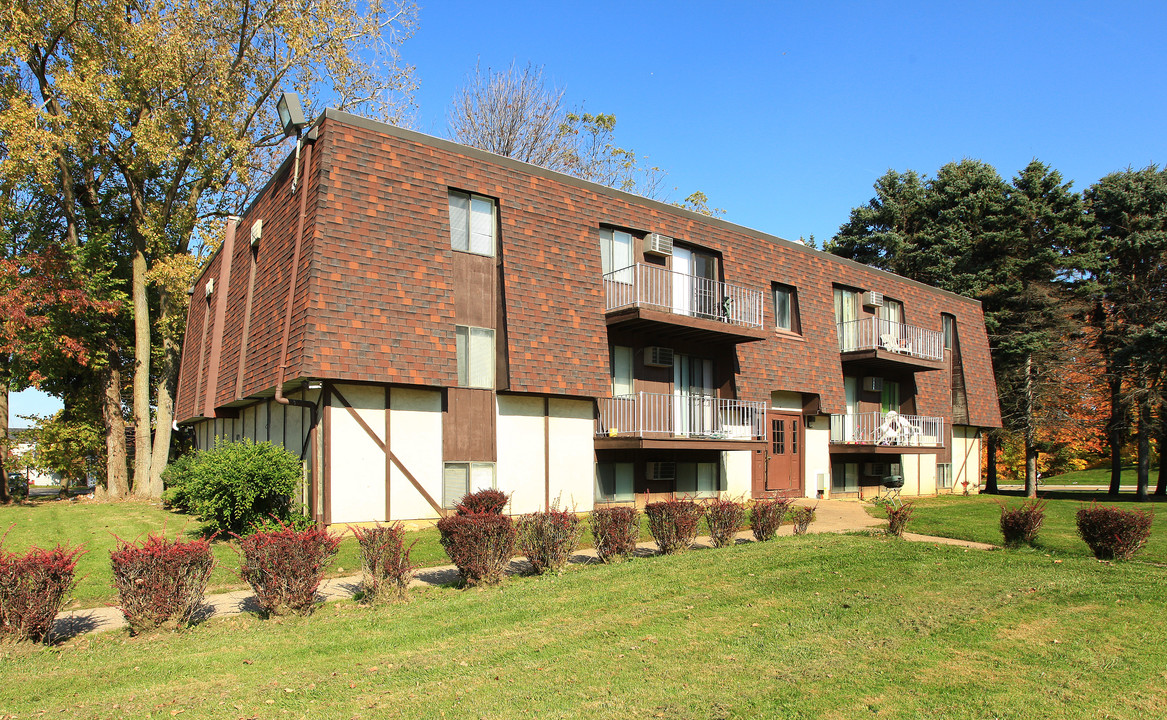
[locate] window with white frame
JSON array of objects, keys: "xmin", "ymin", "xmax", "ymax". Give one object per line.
[
  {"xmin": 937, "ymin": 463, "xmax": 954, "ymax": 489},
  {"xmin": 773, "ymin": 283, "xmax": 799, "ymax": 333},
  {"xmin": 611, "ymin": 345, "xmax": 634, "ymax": 396},
  {"xmin": 599, "ymin": 227, "xmax": 634, "ymax": 283},
  {"xmin": 456, "ymin": 325, "xmax": 495, "ymax": 389},
  {"xmin": 443, "ymin": 462, "xmax": 497, "ymax": 508},
  {"xmin": 448, "ymin": 191, "xmax": 496, "ymax": 256}
]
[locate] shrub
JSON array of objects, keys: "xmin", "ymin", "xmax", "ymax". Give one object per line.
[
  {"xmin": 437, "ymin": 513, "xmax": 516, "ymax": 586},
  {"xmin": 590, "ymin": 506, "xmax": 641, "ymax": 562},
  {"xmin": 999, "ymin": 500, "xmax": 1047, "ymax": 548},
  {"xmin": 704, "ymin": 497, "xmax": 746, "ymax": 548},
  {"xmin": 352, "ymin": 523, "xmax": 417, "ymax": 603},
  {"xmin": 455, "ymin": 488, "xmax": 509, "ymax": 516},
  {"xmin": 167, "ymin": 438, "xmax": 301, "ymax": 536},
  {"xmin": 253, "ymin": 512, "xmax": 316, "ymax": 534},
  {"xmin": 1076, "ymin": 502, "xmax": 1154, "ymax": 561},
  {"xmin": 517, "ymin": 507, "xmax": 583, "ymax": 574},
  {"xmin": 160, "ymin": 451, "xmax": 199, "ymax": 512},
  {"xmin": 885, "ymin": 501, "xmax": 915, "ymax": 537},
  {"xmin": 109, "ymin": 534, "xmax": 215, "ymax": 634},
  {"xmin": 0, "ymin": 540, "xmax": 82, "ymax": 643},
  {"xmin": 645, "ymin": 498, "xmax": 705, "ymax": 554},
  {"xmin": 790, "ymin": 505, "xmax": 817, "ymax": 535},
  {"xmin": 236, "ymin": 522, "xmax": 340, "ymax": 616},
  {"xmin": 750, "ymin": 496, "xmax": 794, "ymax": 542}
]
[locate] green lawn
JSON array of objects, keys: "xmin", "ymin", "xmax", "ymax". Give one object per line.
[
  {"xmin": 885, "ymin": 494, "xmax": 1167, "ymax": 561},
  {"xmin": 1, "ymin": 532, "xmax": 1164, "ymax": 718},
  {"xmin": 1038, "ymin": 465, "xmax": 1160, "ymax": 487}
]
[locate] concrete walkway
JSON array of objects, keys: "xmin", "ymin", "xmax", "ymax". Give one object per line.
[{"xmin": 49, "ymin": 499, "xmax": 989, "ymax": 640}]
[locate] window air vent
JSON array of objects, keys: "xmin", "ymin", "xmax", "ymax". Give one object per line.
[
  {"xmin": 863, "ymin": 462, "xmax": 887, "ymax": 477},
  {"xmin": 864, "ymin": 291, "xmax": 885, "ymax": 307},
  {"xmin": 645, "ymin": 346, "xmax": 674, "ymax": 368},
  {"xmin": 250, "ymin": 219, "xmax": 262, "ymax": 246},
  {"xmin": 205, "ymin": 278, "xmax": 215, "ymax": 299},
  {"xmin": 863, "ymin": 376, "xmax": 883, "ymax": 393},
  {"xmin": 645, "ymin": 233, "xmax": 674, "ymax": 256},
  {"xmin": 648, "ymin": 461, "xmax": 677, "ymax": 482}
]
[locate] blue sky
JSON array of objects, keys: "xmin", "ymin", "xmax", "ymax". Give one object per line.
[{"xmin": 10, "ymin": 0, "xmax": 1166, "ymax": 423}]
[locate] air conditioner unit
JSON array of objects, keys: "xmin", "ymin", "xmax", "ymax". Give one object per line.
[
  {"xmin": 250, "ymin": 219, "xmax": 262, "ymax": 246},
  {"xmin": 864, "ymin": 462, "xmax": 887, "ymax": 477},
  {"xmin": 645, "ymin": 346, "xmax": 674, "ymax": 368},
  {"xmin": 864, "ymin": 291, "xmax": 885, "ymax": 307},
  {"xmin": 648, "ymin": 461, "xmax": 676, "ymax": 482},
  {"xmin": 863, "ymin": 376, "xmax": 883, "ymax": 393},
  {"xmin": 205, "ymin": 278, "xmax": 215, "ymax": 299},
  {"xmin": 645, "ymin": 233, "xmax": 674, "ymax": 256}
]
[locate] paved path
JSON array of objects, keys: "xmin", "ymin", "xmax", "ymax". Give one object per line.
[{"xmin": 49, "ymin": 499, "xmax": 988, "ymax": 641}]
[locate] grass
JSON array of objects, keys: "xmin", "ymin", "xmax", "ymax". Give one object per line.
[
  {"xmin": 1, "ymin": 532, "xmax": 1165, "ymax": 718},
  {"xmin": 876, "ymin": 493, "xmax": 1166, "ymax": 561},
  {"xmin": 1037, "ymin": 465, "xmax": 1160, "ymax": 487},
  {"xmin": 0, "ymin": 498, "xmax": 742, "ymax": 608}
]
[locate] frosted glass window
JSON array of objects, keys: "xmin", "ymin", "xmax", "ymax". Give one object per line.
[
  {"xmin": 443, "ymin": 462, "xmax": 497, "ymax": 509},
  {"xmin": 456, "ymin": 325, "xmax": 495, "ymax": 389},
  {"xmin": 449, "ymin": 191, "xmax": 495, "ymax": 256}
]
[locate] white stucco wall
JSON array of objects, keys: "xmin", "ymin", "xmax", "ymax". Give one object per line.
[
  {"xmin": 902, "ymin": 453, "xmax": 938, "ymax": 496},
  {"xmin": 389, "ymin": 387, "xmax": 444, "ymax": 521},
  {"xmin": 721, "ymin": 450, "xmax": 752, "ymax": 499},
  {"xmin": 804, "ymin": 415, "xmax": 831, "ymax": 499},
  {"xmin": 548, "ymin": 398, "xmax": 595, "ymax": 514},
  {"xmin": 952, "ymin": 425, "xmax": 982, "ymax": 494},
  {"xmin": 329, "ymin": 384, "xmax": 387, "ymax": 524},
  {"xmin": 496, "ymin": 395, "xmax": 546, "ymax": 515}
]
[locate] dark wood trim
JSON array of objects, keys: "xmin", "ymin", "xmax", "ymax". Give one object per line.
[
  {"xmin": 193, "ymin": 296, "xmax": 211, "ymax": 418},
  {"xmin": 544, "ymin": 397, "xmax": 550, "ymax": 511},
  {"xmin": 840, "ymin": 348, "xmax": 944, "ymax": 373},
  {"xmin": 322, "ymin": 384, "xmax": 332, "ymax": 525},
  {"xmin": 331, "ymin": 384, "xmax": 444, "ymax": 516},
  {"xmin": 384, "ymin": 385, "xmax": 392, "ymax": 522},
  {"xmin": 605, "ymin": 306, "xmax": 769, "ymax": 343},
  {"xmin": 235, "ymin": 244, "xmax": 259, "ymax": 399},
  {"xmin": 203, "ymin": 218, "xmax": 238, "ymax": 417},
  {"xmin": 594, "ymin": 438, "xmax": 765, "ymax": 451},
  {"xmin": 829, "ymin": 444, "xmax": 940, "ymax": 456}
]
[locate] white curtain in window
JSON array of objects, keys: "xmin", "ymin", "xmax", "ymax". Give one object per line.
[
  {"xmin": 469, "ymin": 327, "xmax": 494, "ymax": 388},
  {"xmin": 449, "ymin": 193, "xmax": 470, "ymax": 252},
  {"xmin": 600, "ymin": 229, "xmax": 634, "ymax": 282},
  {"xmin": 443, "ymin": 463, "xmax": 470, "ymax": 508},
  {"xmin": 470, "ymin": 462, "xmax": 496, "ymax": 493},
  {"xmin": 469, "ymin": 197, "xmax": 494, "ymax": 255},
  {"xmin": 612, "ymin": 345, "xmax": 634, "ymax": 396}
]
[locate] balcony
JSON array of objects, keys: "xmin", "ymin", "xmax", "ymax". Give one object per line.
[
  {"xmin": 596, "ymin": 392, "xmax": 766, "ymax": 447},
  {"xmin": 836, "ymin": 318, "xmax": 945, "ymax": 370},
  {"xmin": 829, "ymin": 411, "xmax": 944, "ymax": 452},
  {"xmin": 603, "ymin": 263, "xmax": 768, "ymax": 342}
]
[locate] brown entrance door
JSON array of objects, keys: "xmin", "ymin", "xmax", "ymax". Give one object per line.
[{"xmin": 752, "ymin": 411, "xmax": 804, "ymax": 496}]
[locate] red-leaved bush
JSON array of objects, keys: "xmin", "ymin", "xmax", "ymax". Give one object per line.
[
  {"xmin": 750, "ymin": 496, "xmax": 793, "ymax": 541},
  {"xmin": 886, "ymin": 501, "xmax": 915, "ymax": 537},
  {"xmin": 352, "ymin": 523, "xmax": 417, "ymax": 603},
  {"xmin": 645, "ymin": 498, "xmax": 704, "ymax": 554},
  {"xmin": 790, "ymin": 505, "xmax": 817, "ymax": 535},
  {"xmin": 437, "ymin": 513, "xmax": 516, "ymax": 586},
  {"xmin": 455, "ymin": 488, "xmax": 509, "ymax": 516},
  {"xmin": 110, "ymin": 534, "xmax": 214, "ymax": 634},
  {"xmin": 704, "ymin": 497, "xmax": 746, "ymax": 548},
  {"xmin": 236, "ymin": 522, "xmax": 340, "ymax": 616},
  {"xmin": 517, "ymin": 507, "xmax": 583, "ymax": 574},
  {"xmin": 999, "ymin": 499, "xmax": 1046, "ymax": 547},
  {"xmin": 590, "ymin": 507, "xmax": 641, "ymax": 562},
  {"xmin": 1076, "ymin": 503, "xmax": 1154, "ymax": 561},
  {"xmin": 0, "ymin": 540, "xmax": 82, "ymax": 644}
]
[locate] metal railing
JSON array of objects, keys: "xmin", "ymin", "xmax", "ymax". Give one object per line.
[
  {"xmin": 829, "ymin": 412, "xmax": 945, "ymax": 447},
  {"xmin": 597, "ymin": 392, "xmax": 766, "ymax": 440},
  {"xmin": 836, "ymin": 317, "xmax": 945, "ymax": 361},
  {"xmin": 603, "ymin": 263, "xmax": 764, "ymax": 329}
]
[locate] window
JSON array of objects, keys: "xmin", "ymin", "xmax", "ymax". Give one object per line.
[
  {"xmin": 773, "ymin": 284, "xmax": 799, "ymax": 332},
  {"xmin": 611, "ymin": 345, "xmax": 634, "ymax": 396},
  {"xmin": 456, "ymin": 325, "xmax": 494, "ymax": 388},
  {"xmin": 596, "ymin": 462, "xmax": 635, "ymax": 502},
  {"xmin": 937, "ymin": 463, "xmax": 954, "ymax": 490},
  {"xmin": 942, "ymin": 313, "xmax": 956, "ymax": 351},
  {"xmin": 881, "ymin": 380, "xmax": 900, "ymax": 414},
  {"xmin": 831, "ymin": 462, "xmax": 859, "ymax": 493},
  {"xmin": 676, "ymin": 462, "xmax": 720, "ymax": 498},
  {"xmin": 449, "ymin": 191, "xmax": 495, "ymax": 256},
  {"xmin": 443, "ymin": 462, "xmax": 496, "ymax": 508},
  {"xmin": 879, "ymin": 298, "xmax": 904, "ymax": 325},
  {"xmin": 599, "ymin": 227, "xmax": 634, "ymax": 282},
  {"xmin": 834, "ymin": 287, "xmax": 860, "ymax": 350}
]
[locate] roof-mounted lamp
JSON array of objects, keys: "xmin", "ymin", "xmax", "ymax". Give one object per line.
[{"xmin": 276, "ymin": 92, "xmax": 310, "ymax": 193}]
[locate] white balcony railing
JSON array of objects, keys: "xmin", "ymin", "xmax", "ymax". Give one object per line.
[
  {"xmin": 604, "ymin": 263, "xmax": 764, "ymax": 329},
  {"xmin": 836, "ymin": 318, "xmax": 945, "ymax": 362},
  {"xmin": 830, "ymin": 412, "xmax": 945, "ymax": 447},
  {"xmin": 597, "ymin": 392, "xmax": 766, "ymax": 440}
]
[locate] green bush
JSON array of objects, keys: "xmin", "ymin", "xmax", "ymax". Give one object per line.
[
  {"xmin": 165, "ymin": 439, "xmax": 302, "ymax": 536},
  {"xmin": 161, "ymin": 451, "xmax": 199, "ymax": 512}
]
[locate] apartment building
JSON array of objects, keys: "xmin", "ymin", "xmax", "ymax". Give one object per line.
[{"xmin": 173, "ymin": 110, "xmax": 1001, "ymax": 525}]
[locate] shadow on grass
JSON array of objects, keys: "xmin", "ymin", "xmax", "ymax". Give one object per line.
[{"xmin": 987, "ymin": 489, "xmax": 1167, "ymax": 504}]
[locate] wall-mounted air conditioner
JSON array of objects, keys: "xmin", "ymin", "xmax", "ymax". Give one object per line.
[
  {"xmin": 864, "ymin": 291, "xmax": 885, "ymax": 307},
  {"xmin": 864, "ymin": 462, "xmax": 887, "ymax": 477},
  {"xmin": 648, "ymin": 461, "xmax": 676, "ymax": 482},
  {"xmin": 205, "ymin": 278, "xmax": 215, "ymax": 299},
  {"xmin": 645, "ymin": 233, "xmax": 674, "ymax": 256},
  {"xmin": 250, "ymin": 219, "xmax": 262, "ymax": 247},
  {"xmin": 645, "ymin": 346, "xmax": 674, "ymax": 368},
  {"xmin": 863, "ymin": 376, "xmax": 883, "ymax": 393}
]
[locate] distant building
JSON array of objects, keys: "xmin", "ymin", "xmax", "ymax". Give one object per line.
[{"xmin": 174, "ymin": 110, "xmax": 1001, "ymax": 525}]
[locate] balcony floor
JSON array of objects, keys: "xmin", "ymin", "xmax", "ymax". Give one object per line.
[
  {"xmin": 596, "ymin": 436, "xmax": 764, "ymax": 451},
  {"xmin": 829, "ymin": 443, "xmax": 940, "ymax": 455},
  {"xmin": 606, "ymin": 306, "xmax": 769, "ymax": 343},
  {"xmin": 840, "ymin": 348, "xmax": 944, "ymax": 372}
]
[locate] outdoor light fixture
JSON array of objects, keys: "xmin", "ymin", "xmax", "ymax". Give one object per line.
[{"xmin": 275, "ymin": 91, "xmax": 310, "ymax": 193}]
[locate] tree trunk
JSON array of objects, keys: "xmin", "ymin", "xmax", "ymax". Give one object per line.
[
  {"xmin": 1107, "ymin": 373, "xmax": 1123, "ymax": 496},
  {"xmin": 131, "ymin": 245, "xmax": 154, "ymax": 495},
  {"xmin": 104, "ymin": 361, "xmax": 130, "ymax": 498},
  {"xmin": 1023, "ymin": 355, "xmax": 1038, "ymax": 499},
  {"xmin": 1156, "ymin": 402, "xmax": 1166, "ymax": 497},
  {"xmin": 1136, "ymin": 398, "xmax": 1151, "ymax": 502},
  {"xmin": 0, "ymin": 378, "xmax": 11, "ymax": 505},
  {"xmin": 147, "ymin": 288, "xmax": 182, "ymax": 496},
  {"xmin": 984, "ymin": 431, "xmax": 998, "ymax": 494}
]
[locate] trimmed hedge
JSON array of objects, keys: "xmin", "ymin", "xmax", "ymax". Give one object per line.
[
  {"xmin": 999, "ymin": 500, "xmax": 1046, "ymax": 548},
  {"xmin": 517, "ymin": 508, "xmax": 583, "ymax": 575},
  {"xmin": 645, "ymin": 498, "xmax": 704, "ymax": 555},
  {"xmin": 590, "ymin": 507, "xmax": 641, "ymax": 562},
  {"xmin": 0, "ymin": 540, "xmax": 81, "ymax": 643},
  {"xmin": 237, "ymin": 523, "xmax": 340, "ymax": 616},
  {"xmin": 704, "ymin": 497, "xmax": 746, "ymax": 548},
  {"xmin": 352, "ymin": 523, "xmax": 417, "ymax": 603},
  {"xmin": 110, "ymin": 534, "xmax": 214, "ymax": 634},
  {"xmin": 1076, "ymin": 503, "xmax": 1153, "ymax": 561},
  {"xmin": 750, "ymin": 496, "xmax": 794, "ymax": 541}
]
